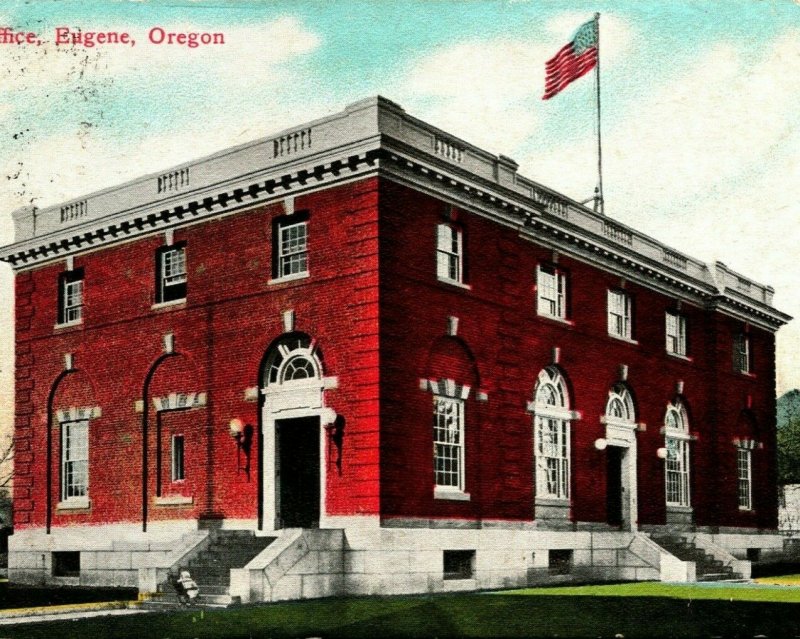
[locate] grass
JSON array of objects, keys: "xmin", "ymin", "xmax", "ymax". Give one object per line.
[
  {"xmin": 755, "ymin": 573, "xmax": 800, "ymax": 586},
  {"xmin": 3, "ymin": 585, "xmax": 800, "ymax": 639}
]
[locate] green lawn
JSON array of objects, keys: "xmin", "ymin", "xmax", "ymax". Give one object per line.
[
  {"xmin": 0, "ymin": 583, "xmax": 137, "ymax": 610},
  {"xmin": 4, "ymin": 585, "xmax": 800, "ymax": 639}
]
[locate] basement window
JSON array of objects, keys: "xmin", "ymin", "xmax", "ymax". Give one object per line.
[
  {"xmin": 746, "ymin": 548, "xmax": 761, "ymax": 562},
  {"xmin": 549, "ymin": 549, "xmax": 572, "ymax": 575},
  {"xmin": 443, "ymin": 550, "xmax": 475, "ymax": 580},
  {"xmin": 53, "ymin": 551, "xmax": 80, "ymax": 577}
]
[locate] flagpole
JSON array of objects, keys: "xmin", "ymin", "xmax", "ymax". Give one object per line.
[{"xmin": 595, "ymin": 12, "xmax": 604, "ymax": 215}]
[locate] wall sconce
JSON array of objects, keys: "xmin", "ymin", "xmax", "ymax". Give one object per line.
[
  {"xmin": 323, "ymin": 410, "xmax": 345, "ymax": 475},
  {"xmin": 594, "ymin": 438, "xmax": 608, "ymax": 451},
  {"xmin": 656, "ymin": 447, "xmax": 668, "ymax": 459},
  {"xmin": 229, "ymin": 418, "xmax": 253, "ymax": 479}
]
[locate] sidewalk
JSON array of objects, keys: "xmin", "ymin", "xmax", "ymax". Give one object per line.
[{"xmin": 0, "ymin": 600, "xmax": 147, "ymax": 625}]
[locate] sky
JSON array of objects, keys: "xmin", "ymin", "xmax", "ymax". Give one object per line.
[{"xmin": 1, "ymin": 0, "xmax": 799, "ymax": 449}]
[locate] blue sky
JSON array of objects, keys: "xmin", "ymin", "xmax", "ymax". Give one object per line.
[{"xmin": 1, "ymin": 0, "xmax": 799, "ymax": 440}]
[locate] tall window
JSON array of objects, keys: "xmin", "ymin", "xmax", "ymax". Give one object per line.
[
  {"xmin": 533, "ymin": 367, "xmax": 571, "ymax": 500},
  {"xmin": 58, "ymin": 268, "xmax": 84, "ymax": 325},
  {"xmin": 61, "ymin": 420, "xmax": 88, "ymax": 502},
  {"xmin": 171, "ymin": 435, "xmax": 185, "ymax": 482},
  {"xmin": 156, "ymin": 243, "xmax": 187, "ymax": 303},
  {"xmin": 537, "ymin": 265, "xmax": 567, "ymax": 319},
  {"xmin": 433, "ymin": 396, "xmax": 464, "ymax": 490},
  {"xmin": 276, "ymin": 219, "xmax": 308, "ymax": 278},
  {"xmin": 665, "ymin": 312, "xmax": 687, "ymax": 357},
  {"xmin": 436, "ymin": 223, "xmax": 463, "ymax": 284},
  {"xmin": 733, "ymin": 334, "xmax": 751, "ymax": 374},
  {"xmin": 607, "ymin": 290, "xmax": 632, "ymax": 339},
  {"xmin": 737, "ymin": 448, "xmax": 752, "ymax": 510},
  {"xmin": 664, "ymin": 401, "xmax": 691, "ymax": 507}
]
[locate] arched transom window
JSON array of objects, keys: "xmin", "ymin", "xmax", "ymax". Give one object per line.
[
  {"xmin": 533, "ymin": 367, "xmax": 571, "ymax": 500},
  {"xmin": 664, "ymin": 400, "xmax": 691, "ymax": 507},
  {"xmin": 605, "ymin": 384, "xmax": 635, "ymax": 423},
  {"xmin": 264, "ymin": 335, "xmax": 322, "ymax": 386}
]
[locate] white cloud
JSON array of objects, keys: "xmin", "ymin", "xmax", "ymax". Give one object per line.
[{"xmin": 397, "ymin": 13, "xmax": 632, "ymax": 154}]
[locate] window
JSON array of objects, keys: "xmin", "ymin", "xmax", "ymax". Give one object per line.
[
  {"xmin": 276, "ymin": 219, "xmax": 308, "ymax": 279},
  {"xmin": 171, "ymin": 435, "xmax": 185, "ymax": 482},
  {"xmin": 533, "ymin": 367, "xmax": 571, "ymax": 500},
  {"xmin": 664, "ymin": 402, "xmax": 690, "ymax": 507},
  {"xmin": 58, "ymin": 268, "xmax": 84, "ymax": 325},
  {"xmin": 52, "ymin": 551, "xmax": 80, "ymax": 577},
  {"xmin": 436, "ymin": 223, "xmax": 463, "ymax": 283},
  {"xmin": 607, "ymin": 290, "xmax": 632, "ymax": 339},
  {"xmin": 433, "ymin": 396, "xmax": 464, "ymax": 490},
  {"xmin": 549, "ymin": 549, "xmax": 573, "ymax": 575},
  {"xmin": 61, "ymin": 420, "xmax": 88, "ymax": 502},
  {"xmin": 665, "ymin": 312, "xmax": 687, "ymax": 357},
  {"xmin": 734, "ymin": 333, "xmax": 751, "ymax": 374},
  {"xmin": 606, "ymin": 384, "xmax": 635, "ymax": 423},
  {"xmin": 156, "ymin": 243, "xmax": 187, "ymax": 303},
  {"xmin": 443, "ymin": 550, "xmax": 474, "ymax": 580},
  {"xmin": 737, "ymin": 448, "xmax": 752, "ymax": 510},
  {"xmin": 537, "ymin": 265, "xmax": 566, "ymax": 319}
]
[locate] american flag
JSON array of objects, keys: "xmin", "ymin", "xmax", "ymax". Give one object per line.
[{"xmin": 543, "ymin": 18, "xmax": 598, "ymax": 100}]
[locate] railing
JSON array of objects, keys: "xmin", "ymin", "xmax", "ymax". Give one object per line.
[
  {"xmin": 664, "ymin": 250, "xmax": 688, "ymax": 270},
  {"xmin": 603, "ymin": 221, "xmax": 633, "ymax": 246},
  {"xmin": 158, "ymin": 168, "xmax": 190, "ymax": 194},
  {"xmin": 736, "ymin": 277, "xmax": 751, "ymax": 293},
  {"xmin": 531, "ymin": 186, "xmax": 569, "ymax": 218},
  {"xmin": 273, "ymin": 128, "xmax": 312, "ymax": 158},
  {"xmin": 60, "ymin": 200, "xmax": 88, "ymax": 223},
  {"xmin": 434, "ymin": 136, "xmax": 464, "ymax": 163}
]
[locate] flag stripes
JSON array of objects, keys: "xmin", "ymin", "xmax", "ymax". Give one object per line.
[{"xmin": 543, "ymin": 44, "xmax": 597, "ymax": 100}]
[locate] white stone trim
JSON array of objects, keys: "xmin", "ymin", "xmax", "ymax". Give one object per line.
[
  {"xmin": 56, "ymin": 406, "xmax": 101, "ymax": 423},
  {"xmin": 152, "ymin": 391, "xmax": 207, "ymax": 412},
  {"xmin": 269, "ymin": 272, "xmax": 310, "ymax": 286},
  {"xmin": 282, "ymin": 309, "xmax": 295, "ymax": 333},
  {"xmin": 434, "ymin": 487, "xmax": 471, "ymax": 501},
  {"xmin": 56, "ymin": 498, "xmax": 91, "ymax": 511},
  {"xmin": 420, "ymin": 378, "xmax": 471, "ymax": 400},
  {"xmin": 244, "ymin": 386, "xmax": 259, "ymax": 402},
  {"xmin": 733, "ymin": 438, "xmax": 761, "ymax": 450},
  {"xmin": 153, "ymin": 495, "xmax": 193, "ymax": 507}
]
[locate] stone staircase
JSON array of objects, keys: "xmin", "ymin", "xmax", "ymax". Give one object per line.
[
  {"xmin": 147, "ymin": 530, "xmax": 275, "ymax": 607},
  {"xmin": 650, "ymin": 535, "xmax": 744, "ymax": 582}
]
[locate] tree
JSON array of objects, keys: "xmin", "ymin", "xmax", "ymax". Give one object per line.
[
  {"xmin": 777, "ymin": 389, "xmax": 800, "ymax": 484},
  {"xmin": 0, "ymin": 435, "xmax": 11, "ymax": 491}
]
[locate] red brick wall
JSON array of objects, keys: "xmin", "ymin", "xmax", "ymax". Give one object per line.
[
  {"xmin": 13, "ymin": 177, "xmax": 381, "ymax": 529},
  {"xmin": 378, "ymin": 180, "xmax": 778, "ymax": 529}
]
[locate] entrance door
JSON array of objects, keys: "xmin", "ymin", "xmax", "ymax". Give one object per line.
[
  {"xmin": 606, "ymin": 446, "xmax": 623, "ymax": 527},
  {"xmin": 277, "ymin": 417, "xmax": 320, "ymax": 528}
]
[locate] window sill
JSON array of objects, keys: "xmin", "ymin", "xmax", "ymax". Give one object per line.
[
  {"xmin": 737, "ymin": 371, "xmax": 757, "ymax": 379},
  {"xmin": 537, "ymin": 313, "xmax": 574, "ymax": 327},
  {"xmin": 269, "ymin": 272, "xmax": 310, "ymax": 286},
  {"xmin": 152, "ymin": 298, "xmax": 187, "ymax": 311},
  {"xmin": 666, "ymin": 351, "xmax": 692, "ymax": 362},
  {"xmin": 437, "ymin": 277, "xmax": 471, "ymax": 291},
  {"xmin": 738, "ymin": 507, "xmax": 755, "ymax": 513},
  {"xmin": 535, "ymin": 497, "xmax": 569, "ymax": 507},
  {"xmin": 154, "ymin": 495, "xmax": 193, "ymax": 507},
  {"xmin": 434, "ymin": 487, "xmax": 471, "ymax": 501},
  {"xmin": 54, "ymin": 320, "xmax": 83, "ymax": 331},
  {"xmin": 666, "ymin": 504, "xmax": 693, "ymax": 513},
  {"xmin": 608, "ymin": 333, "xmax": 638, "ymax": 345},
  {"xmin": 56, "ymin": 499, "xmax": 90, "ymax": 511}
]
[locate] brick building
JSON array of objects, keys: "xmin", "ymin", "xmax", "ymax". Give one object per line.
[{"xmin": 0, "ymin": 97, "xmax": 792, "ymax": 601}]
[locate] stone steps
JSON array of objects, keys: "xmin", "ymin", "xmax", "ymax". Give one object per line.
[{"xmin": 650, "ymin": 535, "xmax": 740, "ymax": 582}]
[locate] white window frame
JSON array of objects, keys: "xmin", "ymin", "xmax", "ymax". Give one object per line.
[
  {"xmin": 62, "ymin": 276, "xmax": 84, "ymax": 324},
  {"xmin": 607, "ymin": 290, "xmax": 632, "ymax": 340},
  {"xmin": 533, "ymin": 368, "xmax": 571, "ymax": 500},
  {"xmin": 433, "ymin": 395, "xmax": 465, "ymax": 491},
  {"xmin": 277, "ymin": 220, "xmax": 309, "ymax": 278},
  {"xmin": 665, "ymin": 312, "xmax": 687, "ymax": 357},
  {"xmin": 171, "ymin": 434, "xmax": 185, "ymax": 482},
  {"xmin": 664, "ymin": 402, "xmax": 691, "ymax": 507},
  {"xmin": 61, "ymin": 419, "xmax": 89, "ymax": 502},
  {"xmin": 734, "ymin": 334, "xmax": 751, "ymax": 374},
  {"xmin": 436, "ymin": 223, "xmax": 463, "ymax": 284},
  {"xmin": 737, "ymin": 448, "xmax": 752, "ymax": 510},
  {"xmin": 161, "ymin": 245, "xmax": 187, "ymax": 288},
  {"xmin": 537, "ymin": 265, "xmax": 566, "ymax": 320}
]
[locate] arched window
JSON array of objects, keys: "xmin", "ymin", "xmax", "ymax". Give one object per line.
[
  {"xmin": 533, "ymin": 367, "xmax": 571, "ymax": 500},
  {"xmin": 605, "ymin": 384, "xmax": 635, "ymax": 424},
  {"xmin": 664, "ymin": 400, "xmax": 691, "ymax": 507},
  {"xmin": 263, "ymin": 334, "xmax": 321, "ymax": 386}
]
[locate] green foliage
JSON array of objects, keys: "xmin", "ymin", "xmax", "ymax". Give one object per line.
[{"xmin": 777, "ymin": 389, "xmax": 800, "ymax": 484}]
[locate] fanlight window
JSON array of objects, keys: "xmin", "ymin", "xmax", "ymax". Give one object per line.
[
  {"xmin": 533, "ymin": 367, "xmax": 571, "ymax": 500},
  {"xmin": 264, "ymin": 335, "xmax": 321, "ymax": 385},
  {"xmin": 605, "ymin": 384, "xmax": 635, "ymax": 423}
]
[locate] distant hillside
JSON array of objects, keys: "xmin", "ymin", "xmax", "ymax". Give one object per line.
[{"xmin": 778, "ymin": 389, "xmax": 800, "ymax": 429}]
